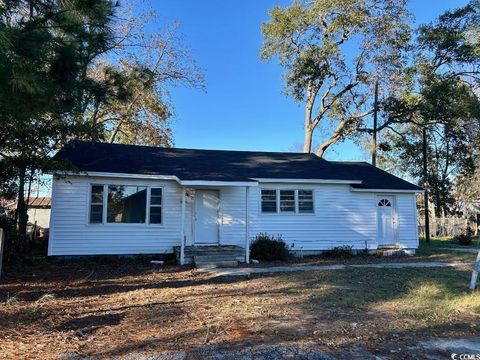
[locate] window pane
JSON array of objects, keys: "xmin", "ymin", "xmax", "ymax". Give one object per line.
[
  {"xmin": 107, "ymin": 185, "xmax": 147, "ymax": 223},
  {"xmin": 299, "ymin": 201, "xmax": 314, "ymax": 213},
  {"xmin": 150, "ymin": 197, "xmax": 162, "ymax": 205},
  {"xmin": 261, "ymin": 190, "xmax": 276, "ymax": 201},
  {"xmin": 90, "ymin": 204, "xmax": 103, "ymax": 223},
  {"xmin": 298, "ymin": 190, "xmax": 314, "ymax": 213},
  {"xmin": 261, "ymin": 201, "xmax": 277, "ymax": 213},
  {"xmin": 91, "ymin": 185, "xmax": 103, "ymax": 195},
  {"xmin": 280, "ymin": 190, "xmax": 295, "ymax": 212},
  {"xmin": 149, "ymin": 206, "xmax": 162, "ymax": 224},
  {"xmin": 151, "ymin": 188, "xmax": 162, "ymax": 196},
  {"xmin": 90, "ymin": 185, "xmax": 104, "ymax": 223},
  {"xmin": 261, "ymin": 190, "xmax": 277, "ymax": 213}
]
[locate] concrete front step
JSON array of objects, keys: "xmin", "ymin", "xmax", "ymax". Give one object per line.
[
  {"xmin": 195, "ymin": 260, "xmax": 239, "ymax": 269},
  {"xmin": 377, "ymin": 249, "xmax": 414, "ymax": 257},
  {"xmin": 377, "ymin": 243, "xmax": 401, "ymax": 250},
  {"xmin": 194, "ymin": 254, "xmax": 244, "ymax": 263},
  {"xmin": 173, "ymin": 245, "xmax": 245, "ymax": 266}
]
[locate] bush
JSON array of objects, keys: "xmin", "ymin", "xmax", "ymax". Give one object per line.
[
  {"xmin": 250, "ymin": 233, "xmax": 290, "ymax": 261},
  {"xmin": 453, "ymin": 227, "xmax": 473, "ymax": 246},
  {"xmin": 323, "ymin": 245, "xmax": 354, "ymax": 258}
]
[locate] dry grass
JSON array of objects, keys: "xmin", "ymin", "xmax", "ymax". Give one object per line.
[{"xmin": 0, "ymin": 252, "xmax": 479, "ymax": 359}]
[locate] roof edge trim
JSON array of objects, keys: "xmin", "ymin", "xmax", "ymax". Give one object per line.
[
  {"xmin": 253, "ymin": 178, "xmax": 362, "ymax": 184},
  {"xmin": 350, "ymin": 188, "xmax": 423, "ymax": 193}
]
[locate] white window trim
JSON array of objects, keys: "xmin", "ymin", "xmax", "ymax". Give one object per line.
[
  {"xmin": 87, "ymin": 183, "xmax": 165, "ymax": 226},
  {"xmin": 260, "ymin": 188, "xmax": 315, "ymax": 215}
]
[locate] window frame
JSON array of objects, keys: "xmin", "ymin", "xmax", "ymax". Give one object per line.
[
  {"xmin": 279, "ymin": 189, "xmax": 296, "ymax": 213},
  {"xmin": 297, "ymin": 189, "xmax": 314, "ymax": 214},
  {"xmin": 260, "ymin": 188, "xmax": 278, "ymax": 214},
  {"xmin": 87, "ymin": 183, "xmax": 165, "ymax": 226},
  {"xmin": 148, "ymin": 187, "xmax": 163, "ymax": 225},
  {"xmin": 260, "ymin": 188, "xmax": 315, "ymax": 215}
]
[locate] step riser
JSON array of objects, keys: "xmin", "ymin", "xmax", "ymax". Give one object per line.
[
  {"xmin": 174, "ymin": 245, "xmax": 245, "ymax": 267},
  {"xmin": 196, "ymin": 260, "xmax": 239, "ymax": 268},
  {"xmin": 194, "ymin": 255, "xmax": 244, "ymax": 261}
]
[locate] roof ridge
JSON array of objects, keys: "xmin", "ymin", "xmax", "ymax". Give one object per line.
[{"xmin": 68, "ymin": 140, "xmax": 324, "ymax": 157}]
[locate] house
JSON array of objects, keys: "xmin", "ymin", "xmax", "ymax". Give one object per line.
[
  {"xmin": 48, "ymin": 141, "xmax": 423, "ymax": 264},
  {"xmin": 5, "ymin": 197, "xmax": 51, "ymax": 229}
]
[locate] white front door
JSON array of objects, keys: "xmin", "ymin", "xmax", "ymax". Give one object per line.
[
  {"xmin": 194, "ymin": 190, "xmax": 220, "ymax": 245},
  {"xmin": 377, "ymin": 196, "xmax": 395, "ymax": 244}
]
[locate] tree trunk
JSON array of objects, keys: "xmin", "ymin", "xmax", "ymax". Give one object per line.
[
  {"xmin": 303, "ymin": 91, "xmax": 314, "ymax": 153},
  {"xmin": 303, "ymin": 126, "xmax": 313, "ymax": 153},
  {"xmin": 422, "ymin": 127, "xmax": 430, "ymax": 243},
  {"xmin": 372, "ymin": 79, "xmax": 379, "ymax": 167},
  {"xmin": 17, "ymin": 166, "xmax": 28, "ymax": 248}
]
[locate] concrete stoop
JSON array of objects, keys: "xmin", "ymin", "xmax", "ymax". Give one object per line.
[
  {"xmin": 174, "ymin": 245, "xmax": 245, "ymax": 268},
  {"xmin": 376, "ymin": 244, "xmax": 414, "ymax": 257}
]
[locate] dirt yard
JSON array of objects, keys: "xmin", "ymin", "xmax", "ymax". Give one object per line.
[{"xmin": 0, "ymin": 246, "xmax": 479, "ymax": 359}]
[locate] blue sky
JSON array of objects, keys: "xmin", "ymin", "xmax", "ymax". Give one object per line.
[{"xmin": 151, "ymin": 0, "xmax": 467, "ymax": 161}]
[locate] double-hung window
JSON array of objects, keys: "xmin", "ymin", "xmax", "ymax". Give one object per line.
[
  {"xmin": 89, "ymin": 184, "xmax": 163, "ymax": 225},
  {"xmin": 261, "ymin": 189, "xmax": 314, "ymax": 214},
  {"xmin": 149, "ymin": 188, "xmax": 162, "ymax": 224},
  {"xmin": 279, "ymin": 190, "xmax": 295, "ymax": 213},
  {"xmin": 261, "ymin": 189, "xmax": 277, "ymax": 213},
  {"xmin": 90, "ymin": 185, "xmax": 104, "ymax": 223},
  {"xmin": 298, "ymin": 190, "xmax": 314, "ymax": 213}
]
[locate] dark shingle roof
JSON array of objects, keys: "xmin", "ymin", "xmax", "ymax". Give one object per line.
[{"xmin": 54, "ymin": 141, "xmax": 422, "ymax": 191}]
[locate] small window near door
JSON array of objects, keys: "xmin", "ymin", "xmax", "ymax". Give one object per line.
[
  {"xmin": 378, "ymin": 198, "xmax": 392, "ymax": 207},
  {"xmin": 261, "ymin": 189, "xmax": 277, "ymax": 213},
  {"xmin": 149, "ymin": 188, "xmax": 162, "ymax": 224},
  {"xmin": 90, "ymin": 185, "xmax": 104, "ymax": 223}
]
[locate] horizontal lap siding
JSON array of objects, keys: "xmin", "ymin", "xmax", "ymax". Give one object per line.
[
  {"xmin": 396, "ymin": 193, "xmax": 419, "ymax": 248},
  {"xmin": 220, "ymin": 187, "xmax": 246, "ymax": 246},
  {"xmin": 49, "ymin": 177, "xmax": 420, "ymax": 256},
  {"xmin": 249, "ymin": 184, "xmax": 377, "ymax": 250},
  {"xmin": 249, "ymin": 184, "xmax": 419, "ymax": 250},
  {"xmin": 48, "ymin": 176, "xmax": 183, "ymax": 255}
]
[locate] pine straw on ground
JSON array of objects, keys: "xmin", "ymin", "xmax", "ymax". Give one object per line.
[{"xmin": 0, "ymin": 255, "xmax": 479, "ymax": 359}]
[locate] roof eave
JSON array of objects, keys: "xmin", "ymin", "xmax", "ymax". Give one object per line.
[{"xmin": 350, "ymin": 187, "xmax": 424, "ymax": 193}]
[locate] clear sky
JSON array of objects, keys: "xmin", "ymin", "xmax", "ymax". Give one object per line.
[{"xmin": 150, "ymin": 0, "xmax": 468, "ymax": 161}]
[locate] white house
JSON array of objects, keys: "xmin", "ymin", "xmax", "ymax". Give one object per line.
[{"xmin": 48, "ymin": 141, "xmax": 422, "ymax": 265}]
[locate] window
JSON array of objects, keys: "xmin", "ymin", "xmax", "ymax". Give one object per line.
[
  {"xmin": 107, "ymin": 185, "xmax": 147, "ymax": 223},
  {"xmin": 149, "ymin": 188, "xmax": 162, "ymax": 224},
  {"xmin": 261, "ymin": 190, "xmax": 277, "ymax": 213},
  {"xmin": 298, "ymin": 190, "xmax": 314, "ymax": 213},
  {"xmin": 90, "ymin": 185, "xmax": 104, "ymax": 223},
  {"xmin": 279, "ymin": 190, "xmax": 295, "ymax": 212},
  {"xmin": 261, "ymin": 189, "xmax": 314, "ymax": 214},
  {"xmin": 378, "ymin": 198, "xmax": 391, "ymax": 207}
]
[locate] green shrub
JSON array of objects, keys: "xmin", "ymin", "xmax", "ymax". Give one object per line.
[
  {"xmin": 250, "ymin": 233, "xmax": 290, "ymax": 261},
  {"xmin": 323, "ymin": 245, "xmax": 354, "ymax": 258},
  {"xmin": 453, "ymin": 228, "xmax": 473, "ymax": 246}
]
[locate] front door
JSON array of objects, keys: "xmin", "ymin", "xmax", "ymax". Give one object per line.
[
  {"xmin": 377, "ymin": 196, "xmax": 395, "ymax": 245},
  {"xmin": 194, "ymin": 190, "xmax": 220, "ymax": 245}
]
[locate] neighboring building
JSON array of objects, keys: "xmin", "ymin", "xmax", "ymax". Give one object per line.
[
  {"xmin": 48, "ymin": 141, "xmax": 423, "ymax": 263},
  {"xmin": 5, "ymin": 197, "xmax": 51, "ymax": 229}
]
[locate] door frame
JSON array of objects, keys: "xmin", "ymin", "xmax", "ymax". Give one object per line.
[
  {"xmin": 376, "ymin": 194, "xmax": 398, "ymax": 245},
  {"xmin": 192, "ymin": 189, "xmax": 221, "ymax": 246}
]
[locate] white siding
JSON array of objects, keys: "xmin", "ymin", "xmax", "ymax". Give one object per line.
[
  {"xmin": 247, "ymin": 184, "xmax": 418, "ymax": 251},
  {"xmin": 49, "ymin": 176, "xmax": 186, "ymax": 255},
  {"xmin": 49, "ymin": 176, "xmax": 419, "ymax": 256},
  {"xmin": 249, "ymin": 184, "xmax": 377, "ymax": 251},
  {"xmin": 396, "ymin": 193, "xmax": 419, "ymax": 249}
]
